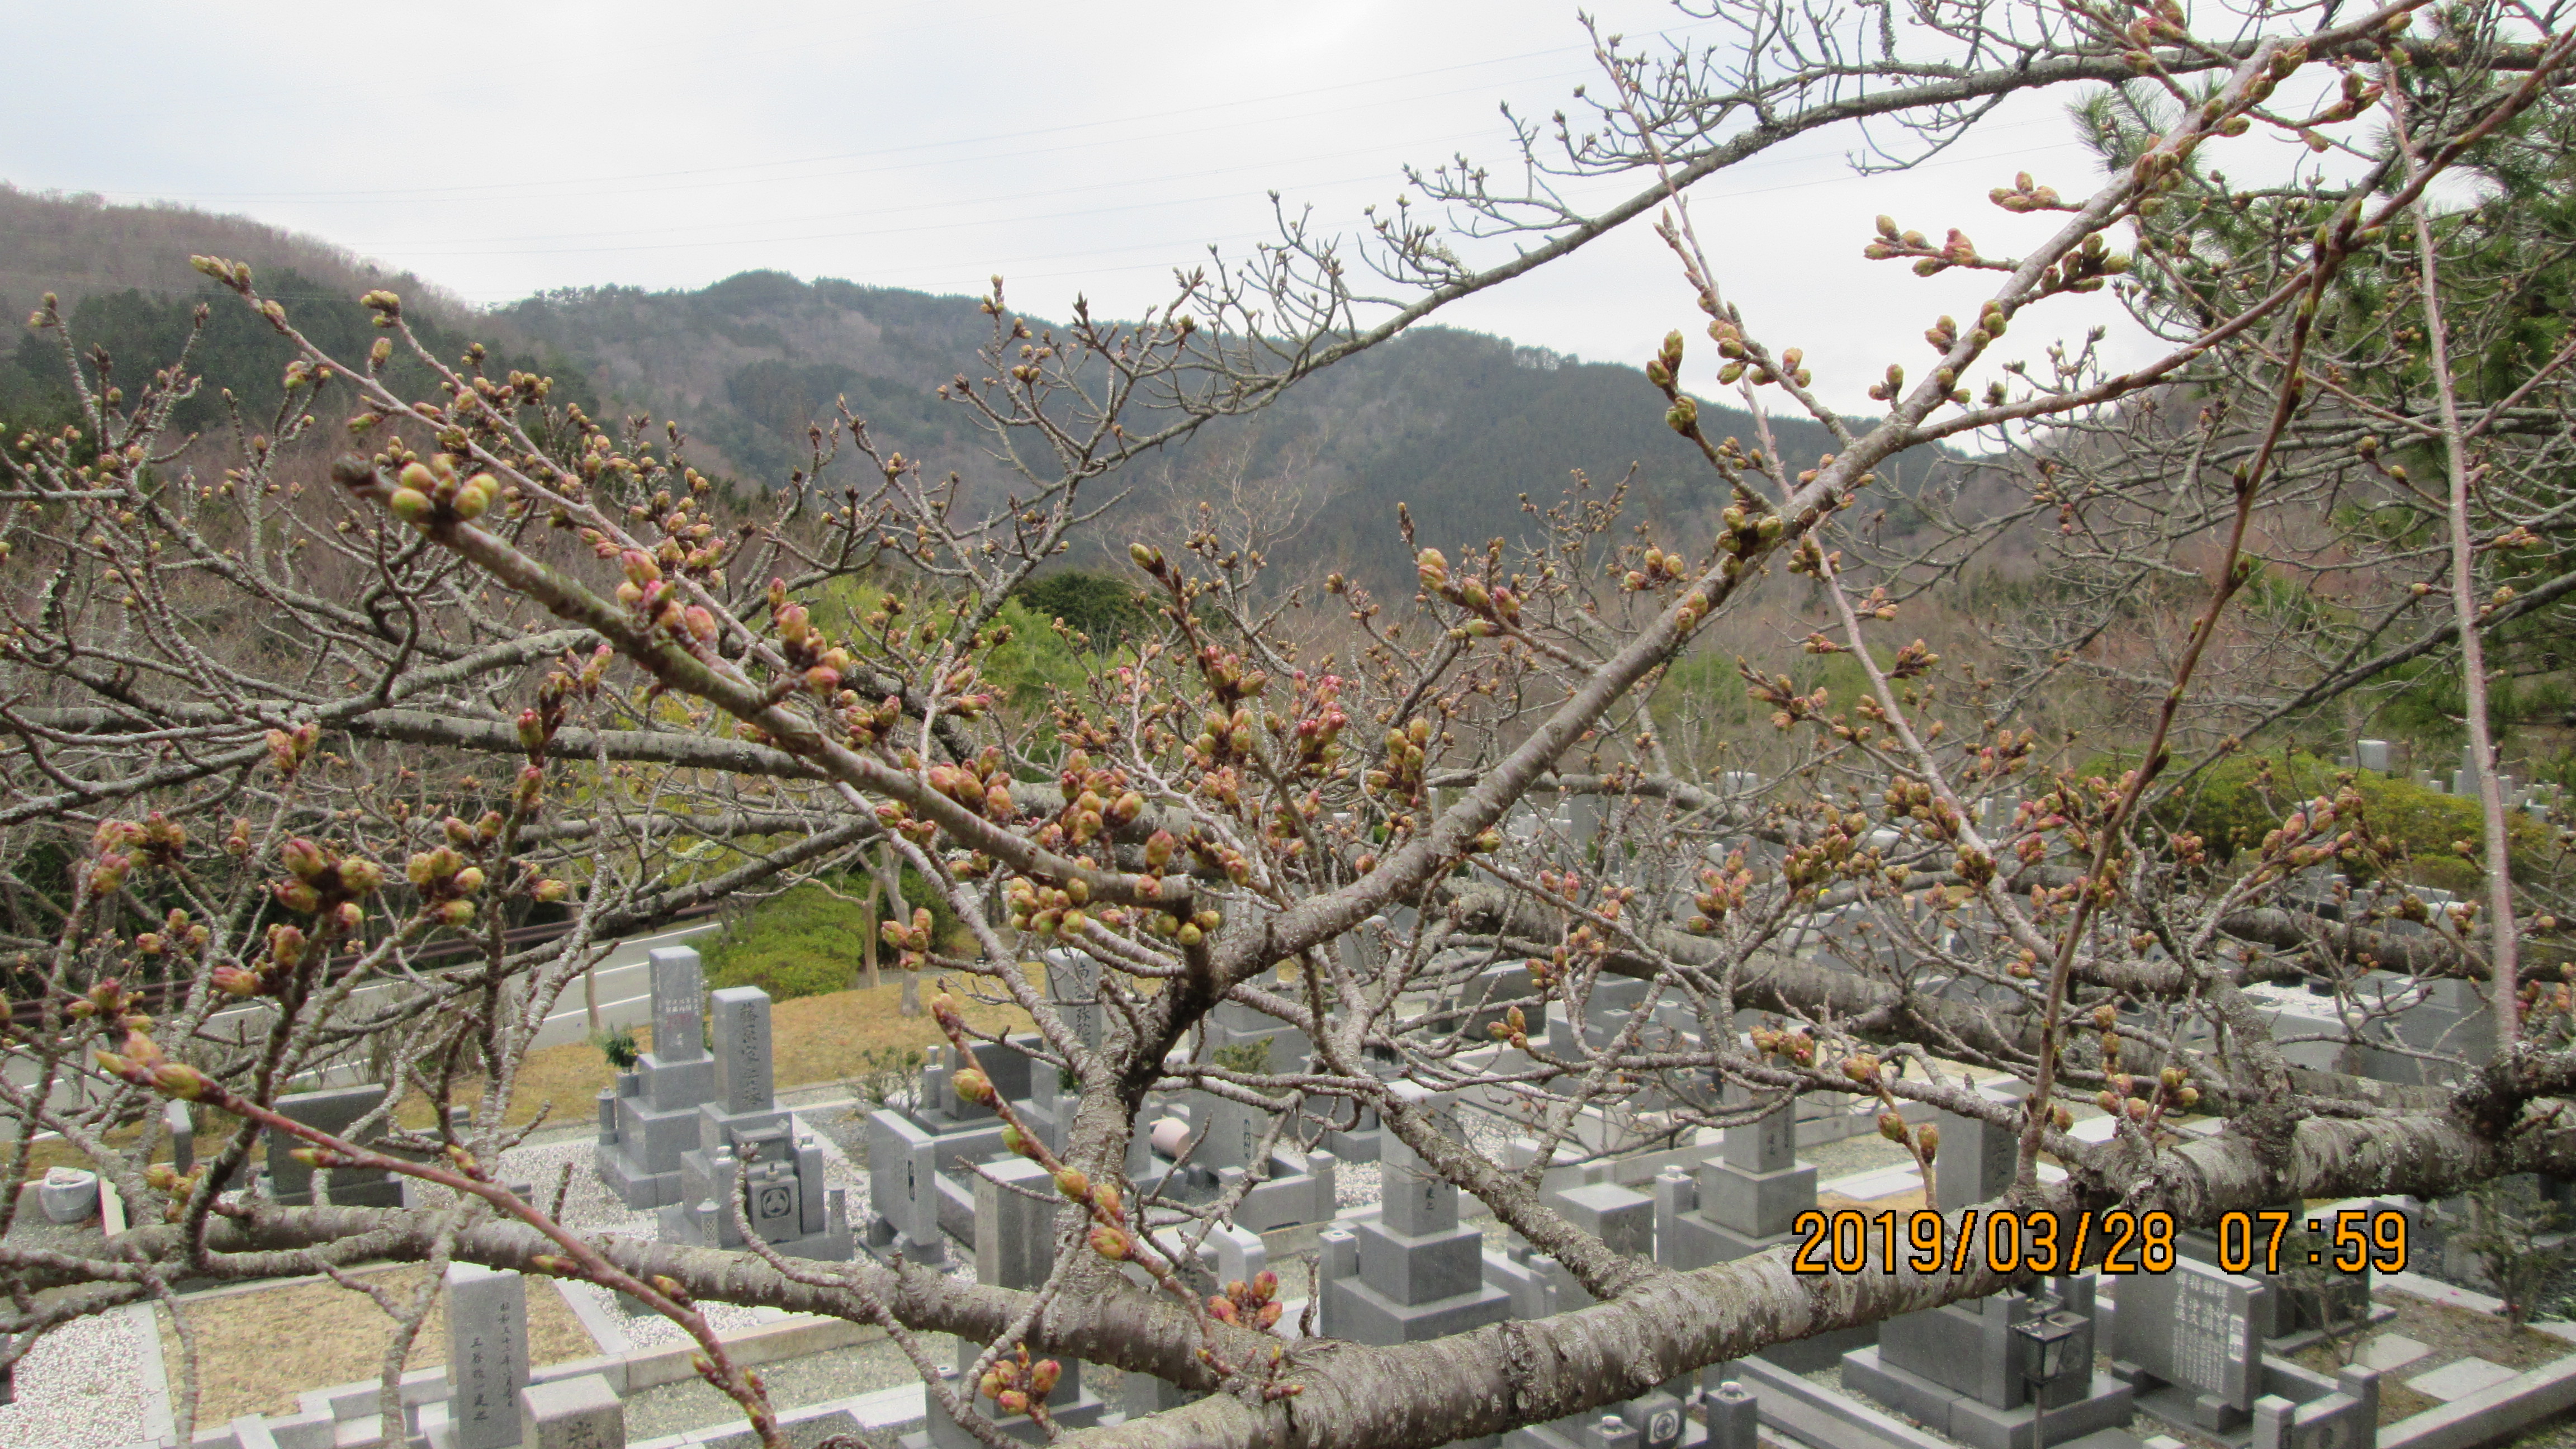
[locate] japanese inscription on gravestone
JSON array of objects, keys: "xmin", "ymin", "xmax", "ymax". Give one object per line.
[
  {"xmin": 445, "ymin": 1263, "xmax": 529, "ymax": 1449},
  {"xmin": 651, "ymin": 947, "xmax": 705, "ymax": 1062},
  {"xmin": 2115, "ymin": 1257, "xmax": 2261, "ymax": 1410}
]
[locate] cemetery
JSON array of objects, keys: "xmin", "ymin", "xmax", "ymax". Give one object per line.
[{"xmin": 5, "ymin": 745, "xmax": 2575, "ymax": 1449}]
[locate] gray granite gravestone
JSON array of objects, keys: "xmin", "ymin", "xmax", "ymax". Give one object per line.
[
  {"xmin": 435, "ymin": 1263, "xmax": 528, "ymax": 1449},
  {"xmin": 1316, "ymin": 1085, "xmax": 1512, "ymax": 1372},
  {"xmin": 1656, "ymin": 1086, "xmax": 1815, "ymax": 1267},
  {"xmin": 262, "ymin": 1084, "xmax": 402, "ymax": 1208},
  {"xmin": 595, "ymin": 945, "xmax": 719, "ymax": 1209},
  {"xmin": 165, "ymin": 1098, "xmax": 194, "ymax": 1178},
  {"xmin": 519, "ymin": 1374, "xmax": 622, "ymax": 1449},
  {"xmin": 1494, "ymin": 1181, "xmax": 1700, "ymax": 1449},
  {"xmin": 658, "ymin": 986, "xmax": 851, "ymax": 1260},
  {"xmin": 906, "ymin": 1162, "xmax": 1109, "ymax": 1448},
  {"xmin": 1844, "ymin": 1277, "xmax": 2132, "ymax": 1449},
  {"xmin": 2109, "ymin": 1257, "xmax": 2267, "ymax": 1434},
  {"xmin": 1934, "ymin": 1089, "xmax": 2023, "ymax": 1212}
]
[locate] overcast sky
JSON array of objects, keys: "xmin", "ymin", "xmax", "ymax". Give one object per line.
[{"xmin": 0, "ymin": 0, "xmax": 2219, "ymax": 413}]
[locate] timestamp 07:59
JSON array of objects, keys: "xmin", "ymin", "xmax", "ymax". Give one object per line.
[{"xmin": 1786, "ymin": 1206, "xmax": 2409, "ymax": 1276}]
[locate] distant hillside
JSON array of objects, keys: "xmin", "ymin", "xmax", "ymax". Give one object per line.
[
  {"xmin": 0, "ymin": 185, "xmax": 474, "ymax": 324},
  {"xmin": 0, "ymin": 192, "xmax": 1972, "ymax": 591},
  {"xmin": 501, "ymin": 270, "xmax": 1953, "ymax": 590}
]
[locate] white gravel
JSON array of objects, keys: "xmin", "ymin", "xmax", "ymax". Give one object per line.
[{"xmin": 0, "ymin": 1307, "xmax": 151, "ymax": 1449}]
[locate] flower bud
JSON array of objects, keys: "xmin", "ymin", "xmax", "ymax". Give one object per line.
[
  {"xmin": 1089, "ymin": 1224, "xmax": 1130, "ymax": 1259},
  {"xmin": 953, "ymin": 1068, "xmax": 994, "ymax": 1104}
]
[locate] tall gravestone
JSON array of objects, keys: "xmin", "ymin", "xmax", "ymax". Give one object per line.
[
  {"xmin": 660, "ymin": 986, "xmax": 851, "ymax": 1259},
  {"xmin": 263, "ymin": 1084, "xmax": 403, "ymax": 1208},
  {"xmin": 1493, "ymin": 1181, "xmax": 1696, "ymax": 1449},
  {"xmin": 595, "ymin": 946, "xmax": 719, "ymax": 1209},
  {"xmin": 1316, "ymin": 1084, "xmax": 1514, "ymax": 1396},
  {"xmin": 901, "ymin": 1157, "xmax": 1110, "ymax": 1448},
  {"xmin": 2108, "ymin": 1257, "xmax": 2267, "ymax": 1435},
  {"xmin": 164, "ymin": 1098, "xmax": 195, "ymax": 1178},
  {"xmin": 432, "ymin": 1263, "xmax": 529, "ymax": 1449},
  {"xmin": 1653, "ymin": 1085, "xmax": 1873, "ymax": 1373}
]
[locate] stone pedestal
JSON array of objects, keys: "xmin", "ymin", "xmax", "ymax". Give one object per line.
[
  {"xmin": 519, "ymin": 1374, "xmax": 622, "ymax": 1449},
  {"xmin": 1653, "ymin": 1090, "xmax": 1871, "ymax": 1374}
]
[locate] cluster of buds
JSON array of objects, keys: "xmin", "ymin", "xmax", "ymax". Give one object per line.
[
  {"xmin": 880, "ymin": 906, "xmax": 938, "ymax": 965},
  {"xmin": 87, "ymin": 815, "xmax": 188, "ymax": 896},
  {"xmin": 873, "ymin": 800, "xmax": 941, "ymax": 848},
  {"xmin": 1287, "ymin": 680, "xmax": 1352, "ymax": 775},
  {"xmin": 1144, "ymin": 905, "xmax": 1226, "ymax": 949},
  {"xmin": 1988, "ymin": 171, "xmax": 2064, "ymax": 213},
  {"xmin": 1718, "ymin": 500, "xmax": 1786, "ymax": 569},
  {"xmin": 64, "ymin": 977, "xmax": 143, "ymax": 1024},
  {"xmin": 1186, "ymin": 833, "xmax": 1256, "ymax": 887},
  {"xmin": 132, "ymin": 908, "xmax": 211, "ymax": 963},
  {"xmin": 1366, "ymin": 717, "xmax": 1435, "ymax": 799},
  {"xmin": 1749, "ymin": 1024, "xmax": 1816, "ymax": 1066},
  {"xmin": 213, "ymin": 920, "xmax": 326, "ymax": 999},
  {"xmin": 927, "ymin": 745, "xmax": 1020, "ymax": 824},
  {"xmin": 1049, "ymin": 753, "xmax": 1144, "ymax": 847},
  {"xmin": 1739, "ymin": 664, "xmax": 1831, "ymax": 732},
  {"xmin": 1419, "ymin": 552, "xmax": 1526, "ymax": 641},
  {"xmin": 1688, "ymin": 851, "xmax": 1754, "ymax": 932},
  {"xmin": 1187, "ymin": 705, "xmax": 1266, "ymax": 771},
  {"xmin": 1620, "ymin": 544, "xmax": 1693, "ymax": 593},
  {"xmin": 1486, "ymin": 1005, "xmax": 1531, "ymax": 1050},
  {"xmin": 2037, "ymin": 231, "xmax": 2129, "ymax": 297},
  {"xmin": 1195, "ymin": 644, "xmax": 1269, "ymax": 705},
  {"xmin": 144, "ymin": 1161, "xmax": 205, "ymax": 1217},
  {"xmin": 612, "ymin": 550, "xmax": 720, "ymax": 660},
  {"xmin": 1874, "ymin": 1110, "xmax": 1940, "ymax": 1163},
  {"xmin": 271, "ymin": 836, "xmax": 386, "ymax": 927},
  {"xmin": 95, "ymin": 1027, "xmax": 211, "ymax": 1101},
  {"xmin": 382, "ymin": 453, "xmax": 500, "ymax": 527},
  {"xmin": 405, "ymin": 835, "xmax": 486, "ymax": 927},
  {"xmin": 976, "ymin": 1346, "xmax": 1062, "ymax": 1418},
  {"xmin": 841, "ymin": 693, "xmax": 907, "ymax": 748},
  {"xmin": 764, "ymin": 579, "xmax": 856, "ymax": 697},
  {"xmin": 266, "ymin": 722, "xmax": 320, "ymax": 778},
  {"xmin": 1208, "ymin": 1268, "xmax": 1285, "ymax": 1331}
]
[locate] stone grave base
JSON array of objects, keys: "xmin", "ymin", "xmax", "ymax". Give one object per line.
[{"xmin": 1842, "ymin": 1347, "xmax": 2133, "ymax": 1449}]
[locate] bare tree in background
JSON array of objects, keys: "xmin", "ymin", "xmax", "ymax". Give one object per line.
[{"xmin": 8, "ymin": 4, "xmax": 2576, "ymax": 1448}]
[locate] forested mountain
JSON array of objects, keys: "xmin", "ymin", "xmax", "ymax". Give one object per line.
[
  {"xmin": 0, "ymin": 187, "xmax": 1969, "ymax": 591},
  {"xmin": 501, "ymin": 270, "xmax": 1959, "ymax": 590}
]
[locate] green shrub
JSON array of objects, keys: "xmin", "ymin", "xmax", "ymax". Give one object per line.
[
  {"xmin": 700, "ymin": 868, "xmax": 967, "ymax": 1001},
  {"xmin": 2098, "ymin": 747, "xmax": 2566, "ymax": 892}
]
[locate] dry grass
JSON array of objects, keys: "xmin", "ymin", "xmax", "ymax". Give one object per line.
[
  {"xmin": 400, "ymin": 974, "xmax": 1033, "ymax": 1129},
  {"xmin": 157, "ymin": 1265, "xmax": 598, "ymax": 1422},
  {"xmin": 15, "ymin": 974, "xmax": 1029, "ymax": 1187}
]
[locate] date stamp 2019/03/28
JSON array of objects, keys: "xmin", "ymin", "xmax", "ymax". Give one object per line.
[{"xmin": 1787, "ymin": 1206, "xmax": 2409, "ymax": 1276}]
